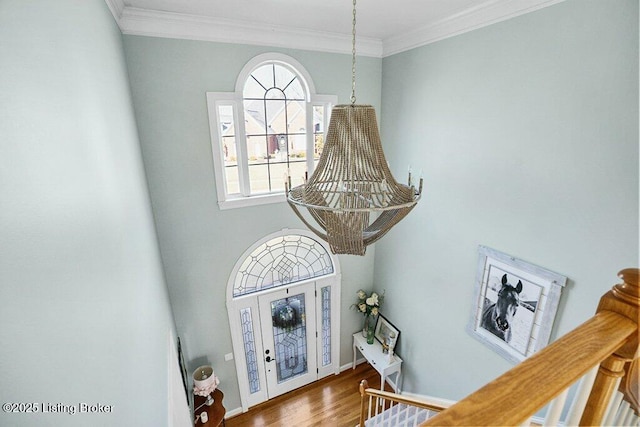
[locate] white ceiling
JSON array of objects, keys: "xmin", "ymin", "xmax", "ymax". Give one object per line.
[{"xmin": 107, "ymin": 0, "xmax": 566, "ymax": 57}]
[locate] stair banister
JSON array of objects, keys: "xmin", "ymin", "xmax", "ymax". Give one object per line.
[{"xmin": 421, "ymin": 268, "xmax": 639, "ymax": 426}]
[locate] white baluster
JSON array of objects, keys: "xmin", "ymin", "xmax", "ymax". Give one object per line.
[
  {"xmin": 565, "ymin": 365, "xmax": 599, "ymax": 426},
  {"xmin": 614, "ymin": 400, "xmax": 630, "ymax": 425},
  {"xmin": 622, "ymin": 405, "xmax": 636, "ymax": 426},
  {"xmin": 544, "ymin": 388, "xmax": 569, "ymax": 426},
  {"xmin": 602, "ymin": 390, "xmax": 624, "ymax": 426}
]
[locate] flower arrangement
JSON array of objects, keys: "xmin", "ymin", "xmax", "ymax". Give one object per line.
[
  {"xmin": 352, "ymin": 289, "xmax": 385, "ymax": 343},
  {"xmin": 352, "ymin": 289, "xmax": 384, "ymax": 317}
]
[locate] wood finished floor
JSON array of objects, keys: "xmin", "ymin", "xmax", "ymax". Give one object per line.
[{"xmin": 225, "ymin": 362, "xmax": 392, "ymax": 427}]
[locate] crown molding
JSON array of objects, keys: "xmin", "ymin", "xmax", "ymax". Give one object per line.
[
  {"xmin": 104, "ymin": 0, "xmax": 566, "ymax": 59},
  {"xmin": 382, "ymin": 0, "xmax": 567, "ymax": 57},
  {"xmin": 104, "ymin": 0, "xmax": 125, "ymax": 21},
  {"xmin": 114, "ymin": 6, "xmax": 383, "ymax": 58}
]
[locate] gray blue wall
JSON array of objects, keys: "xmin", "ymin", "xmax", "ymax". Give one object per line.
[
  {"xmin": 2, "ymin": 0, "xmax": 637, "ymax": 423},
  {"xmin": 375, "ymin": 0, "xmax": 638, "ymax": 401},
  {"xmin": 0, "ymin": 1, "xmax": 176, "ymax": 425},
  {"xmin": 122, "ymin": 36, "xmax": 382, "ymax": 412}
]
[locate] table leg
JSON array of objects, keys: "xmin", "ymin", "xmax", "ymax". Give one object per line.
[{"xmin": 352, "ymin": 342, "xmax": 356, "ymax": 370}]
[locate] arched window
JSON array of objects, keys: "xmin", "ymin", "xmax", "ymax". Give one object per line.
[
  {"xmin": 207, "ymin": 53, "xmax": 337, "ymax": 209},
  {"xmin": 231, "ymin": 233, "xmax": 334, "ymax": 297}
]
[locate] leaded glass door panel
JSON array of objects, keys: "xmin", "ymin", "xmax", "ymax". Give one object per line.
[{"xmin": 258, "ymin": 282, "xmax": 317, "ymax": 398}]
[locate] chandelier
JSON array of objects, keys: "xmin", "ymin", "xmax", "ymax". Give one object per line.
[{"xmin": 286, "ymin": 0, "xmax": 423, "ymax": 256}]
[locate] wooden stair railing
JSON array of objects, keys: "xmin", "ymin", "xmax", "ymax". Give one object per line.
[
  {"xmin": 421, "ymin": 268, "xmax": 639, "ymax": 426},
  {"xmin": 359, "ymin": 380, "xmax": 449, "ymax": 426}
]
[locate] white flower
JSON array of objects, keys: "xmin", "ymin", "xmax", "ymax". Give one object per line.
[
  {"xmin": 366, "ymin": 296, "xmax": 375, "ymax": 306},
  {"xmin": 357, "ymin": 290, "xmax": 366, "ymax": 300},
  {"xmin": 359, "ymin": 303, "xmax": 367, "ymax": 312},
  {"xmin": 370, "ymin": 293, "xmax": 379, "ymax": 304},
  {"xmin": 371, "ymin": 307, "xmax": 379, "ymax": 316}
]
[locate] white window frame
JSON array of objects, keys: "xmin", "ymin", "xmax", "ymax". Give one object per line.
[{"xmin": 206, "ymin": 53, "xmax": 337, "ymax": 210}]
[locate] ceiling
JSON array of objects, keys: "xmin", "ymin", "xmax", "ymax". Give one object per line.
[{"xmin": 106, "ymin": 0, "xmax": 566, "ymax": 57}]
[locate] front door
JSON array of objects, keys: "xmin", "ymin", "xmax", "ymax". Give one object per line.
[{"xmin": 258, "ymin": 282, "xmax": 317, "ymax": 398}]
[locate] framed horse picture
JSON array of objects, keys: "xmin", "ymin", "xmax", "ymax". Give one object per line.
[{"xmin": 468, "ymin": 246, "xmax": 567, "ymax": 363}]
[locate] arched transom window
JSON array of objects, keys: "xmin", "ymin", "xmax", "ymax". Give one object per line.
[{"xmin": 232, "ymin": 233, "xmax": 334, "ymax": 297}]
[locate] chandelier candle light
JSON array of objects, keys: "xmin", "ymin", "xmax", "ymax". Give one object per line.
[{"xmin": 286, "ymin": 0, "xmax": 423, "ymax": 255}]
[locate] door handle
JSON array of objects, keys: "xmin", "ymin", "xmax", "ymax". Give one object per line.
[{"xmin": 266, "ymin": 356, "xmax": 275, "ymax": 363}]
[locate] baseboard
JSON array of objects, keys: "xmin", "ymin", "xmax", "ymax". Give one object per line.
[
  {"xmin": 400, "ymin": 391, "xmax": 457, "ymax": 408},
  {"xmin": 224, "ymin": 406, "xmax": 243, "ymax": 419},
  {"xmin": 340, "ymin": 357, "xmax": 366, "ymax": 373}
]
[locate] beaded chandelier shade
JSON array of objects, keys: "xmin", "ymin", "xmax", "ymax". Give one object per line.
[
  {"xmin": 286, "ymin": 0, "xmax": 423, "ymax": 256},
  {"xmin": 287, "ymin": 105, "xmax": 422, "ymax": 255}
]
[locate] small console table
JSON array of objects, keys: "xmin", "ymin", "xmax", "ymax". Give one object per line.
[{"xmin": 352, "ymin": 333, "xmax": 403, "ymax": 392}]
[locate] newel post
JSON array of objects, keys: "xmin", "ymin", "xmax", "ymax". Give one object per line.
[{"xmin": 580, "ymin": 268, "xmax": 639, "ymax": 426}]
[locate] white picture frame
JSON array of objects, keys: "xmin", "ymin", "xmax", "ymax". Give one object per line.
[{"xmin": 468, "ymin": 246, "xmax": 567, "ymax": 363}]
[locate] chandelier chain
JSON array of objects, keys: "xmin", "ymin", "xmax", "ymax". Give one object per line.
[{"xmin": 351, "ymin": 0, "xmax": 357, "ymax": 104}]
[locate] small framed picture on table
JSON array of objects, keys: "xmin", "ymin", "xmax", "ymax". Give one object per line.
[{"xmin": 374, "ymin": 314, "xmax": 400, "ymax": 353}]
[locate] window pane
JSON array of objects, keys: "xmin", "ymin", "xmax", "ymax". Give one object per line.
[
  {"xmin": 289, "ymin": 135, "xmax": 306, "ymax": 161},
  {"xmin": 321, "ymin": 286, "xmax": 331, "ymax": 366},
  {"xmin": 271, "ymin": 293, "xmax": 308, "ymax": 383},
  {"xmin": 225, "ymin": 165, "xmax": 239, "ymax": 195},
  {"xmin": 266, "ymin": 88, "xmax": 285, "ymax": 100},
  {"xmin": 284, "ymin": 77, "xmax": 305, "ymax": 101},
  {"xmin": 218, "ymin": 106, "xmax": 240, "ymax": 196},
  {"xmin": 244, "ymin": 100, "xmax": 265, "ymax": 137},
  {"xmin": 219, "ymin": 105, "xmax": 235, "ymax": 136},
  {"xmin": 248, "ymin": 65, "xmax": 274, "ymax": 93},
  {"xmin": 246, "ymin": 135, "xmax": 269, "ymax": 165},
  {"xmin": 269, "ymin": 162, "xmax": 288, "ymax": 193},
  {"xmin": 244, "ymin": 76, "xmax": 267, "ymax": 99},
  {"xmin": 274, "ymin": 65, "xmax": 296, "ymax": 93},
  {"xmin": 287, "ymin": 100, "xmax": 306, "ymax": 134},
  {"xmin": 240, "ymin": 308, "xmax": 261, "ymax": 394},
  {"xmin": 288, "ymin": 160, "xmax": 307, "ymax": 188},
  {"xmin": 313, "ymin": 105, "xmax": 325, "ymax": 160},
  {"xmin": 248, "ymin": 164, "xmax": 271, "ymax": 193},
  {"xmin": 222, "ymin": 136, "xmax": 237, "ymax": 166},
  {"xmin": 266, "ymin": 99, "xmax": 287, "ymax": 134}
]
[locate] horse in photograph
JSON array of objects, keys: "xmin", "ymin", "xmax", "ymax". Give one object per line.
[{"xmin": 481, "ymin": 274, "xmax": 522, "ymax": 343}]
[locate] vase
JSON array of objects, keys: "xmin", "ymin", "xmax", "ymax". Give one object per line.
[
  {"xmin": 362, "ymin": 314, "xmax": 375, "ymax": 344},
  {"xmin": 366, "ymin": 326, "xmax": 375, "ymax": 344}
]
